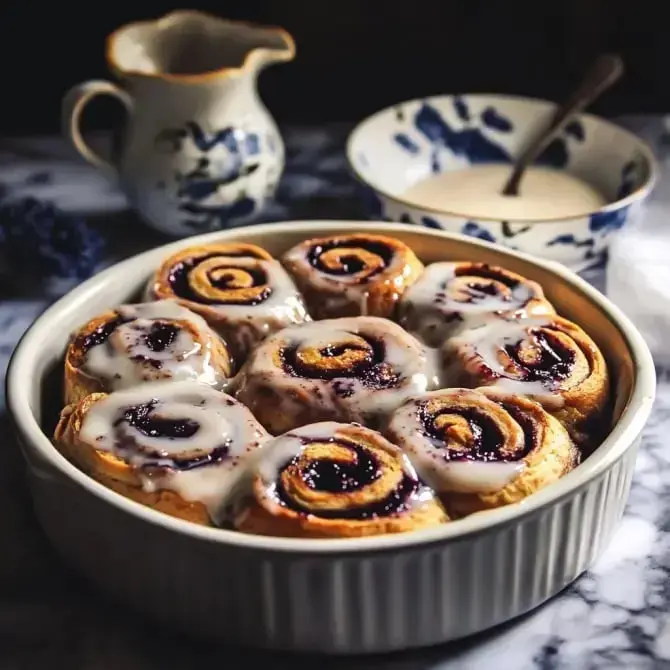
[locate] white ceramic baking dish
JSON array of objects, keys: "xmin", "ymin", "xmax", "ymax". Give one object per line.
[{"xmin": 7, "ymin": 222, "xmax": 655, "ymax": 654}]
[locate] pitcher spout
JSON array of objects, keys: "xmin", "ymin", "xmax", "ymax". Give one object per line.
[{"xmin": 106, "ymin": 10, "xmax": 295, "ymax": 82}]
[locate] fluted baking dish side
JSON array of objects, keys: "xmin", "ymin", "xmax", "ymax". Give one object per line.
[{"xmin": 7, "ymin": 222, "xmax": 655, "ymax": 653}]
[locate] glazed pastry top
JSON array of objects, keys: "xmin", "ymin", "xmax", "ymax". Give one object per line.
[
  {"xmin": 56, "ymin": 235, "xmax": 609, "ymax": 536},
  {"xmin": 398, "ymin": 262, "xmax": 554, "ymax": 344},
  {"xmin": 75, "ymin": 300, "xmax": 228, "ymax": 390},
  {"xmin": 387, "ymin": 389, "xmax": 532, "ymax": 494},
  {"xmin": 237, "ymin": 316, "xmax": 439, "ymax": 420},
  {"xmin": 283, "ymin": 234, "xmax": 409, "ymax": 284},
  {"xmin": 80, "ymin": 381, "xmax": 269, "ymax": 521},
  {"xmin": 282, "ymin": 233, "xmax": 423, "ymax": 316},
  {"xmin": 442, "ymin": 316, "xmax": 598, "ymax": 408},
  {"xmin": 253, "ymin": 421, "xmax": 438, "ymax": 519},
  {"xmin": 153, "ymin": 247, "xmax": 308, "ymax": 319}
]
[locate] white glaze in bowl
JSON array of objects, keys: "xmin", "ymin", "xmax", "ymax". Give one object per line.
[
  {"xmin": 346, "ymin": 95, "xmax": 657, "ymax": 271},
  {"xmin": 7, "ymin": 222, "xmax": 655, "ymax": 653}
]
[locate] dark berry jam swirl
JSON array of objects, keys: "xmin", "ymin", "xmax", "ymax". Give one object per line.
[
  {"xmin": 144, "ymin": 322, "xmax": 180, "ymax": 352},
  {"xmin": 503, "ymin": 328, "xmax": 576, "ymax": 383},
  {"xmin": 417, "ymin": 404, "xmax": 534, "ymax": 463},
  {"xmin": 275, "ymin": 438, "xmax": 419, "ymax": 519},
  {"xmin": 113, "ymin": 401, "xmax": 228, "ymax": 471},
  {"xmin": 168, "ymin": 253, "xmax": 272, "ymax": 306},
  {"xmin": 307, "ymin": 237, "xmax": 394, "ymax": 282},
  {"xmin": 79, "ymin": 316, "xmax": 188, "ymax": 372},
  {"xmin": 279, "ymin": 334, "xmax": 400, "ymax": 390},
  {"xmin": 299, "ymin": 441, "xmax": 381, "ymax": 492},
  {"xmin": 79, "ymin": 315, "xmax": 128, "ymax": 352},
  {"xmin": 443, "ymin": 264, "xmax": 524, "ymax": 308}
]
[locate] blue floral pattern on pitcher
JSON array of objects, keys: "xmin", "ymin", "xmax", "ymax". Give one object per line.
[
  {"xmin": 153, "ymin": 122, "xmax": 267, "ymax": 231},
  {"xmin": 63, "ymin": 11, "xmax": 295, "ymax": 238}
]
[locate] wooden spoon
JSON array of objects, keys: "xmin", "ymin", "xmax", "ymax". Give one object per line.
[{"xmin": 502, "ymin": 53, "xmax": 624, "ymax": 197}]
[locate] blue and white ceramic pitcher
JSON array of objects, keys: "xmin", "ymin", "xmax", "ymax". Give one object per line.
[{"xmin": 62, "ymin": 11, "xmax": 295, "ymax": 236}]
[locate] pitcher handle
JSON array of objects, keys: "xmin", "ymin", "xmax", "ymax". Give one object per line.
[{"xmin": 62, "ymin": 80, "xmax": 134, "ymax": 176}]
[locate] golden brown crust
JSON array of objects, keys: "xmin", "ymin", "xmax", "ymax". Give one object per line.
[
  {"xmin": 64, "ymin": 311, "xmax": 116, "ymax": 406},
  {"xmin": 235, "ymin": 495, "xmax": 447, "ymax": 538},
  {"xmin": 150, "ymin": 243, "xmax": 273, "ymax": 307},
  {"xmin": 147, "ymin": 242, "xmax": 309, "ymax": 361},
  {"xmin": 449, "ymin": 262, "xmax": 555, "ymax": 318},
  {"xmin": 546, "ymin": 318, "xmax": 610, "ymax": 446},
  {"xmin": 149, "ymin": 243, "xmax": 274, "ymax": 338},
  {"xmin": 386, "ymin": 388, "xmax": 578, "ymax": 518},
  {"xmin": 443, "ymin": 315, "xmax": 610, "ymax": 446},
  {"xmin": 447, "ymin": 391, "xmax": 578, "ymax": 517},
  {"xmin": 63, "ymin": 308, "xmax": 233, "ymax": 406},
  {"xmin": 281, "ymin": 233, "xmax": 424, "ymax": 319},
  {"xmin": 234, "ymin": 316, "xmax": 432, "ymax": 435},
  {"xmin": 234, "ymin": 422, "xmax": 449, "ymax": 538},
  {"xmin": 53, "ymin": 395, "xmax": 212, "ymax": 526},
  {"xmin": 235, "ymin": 383, "xmax": 334, "ymax": 435}
]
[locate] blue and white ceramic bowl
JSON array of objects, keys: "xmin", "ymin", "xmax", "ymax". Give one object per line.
[{"xmin": 347, "ymin": 94, "xmax": 656, "ymax": 271}]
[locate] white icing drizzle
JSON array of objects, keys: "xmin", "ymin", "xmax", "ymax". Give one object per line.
[
  {"xmin": 79, "ymin": 381, "xmax": 270, "ymax": 523},
  {"xmin": 282, "ymin": 239, "xmax": 408, "ymax": 315},
  {"xmin": 236, "ymin": 316, "xmax": 440, "ymax": 426},
  {"xmin": 442, "ymin": 317, "xmax": 567, "ymax": 409},
  {"xmin": 398, "ymin": 262, "xmax": 551, "ymax": 346},
  {"xmin": 80, "ymin": 300, "xmax": 228, "ymax": 392},
  {"xmin": 197, "ymin": 257, "xmax": 309, "ymax": 319},
  {"xmin": 387, "ymin": 392, "xmax": 526, "ymax": 494},
  {"xmin": 253, "ymin": 421, "xmax": 436, "ymax": 511},
  {"xmin": 147, "ymin": 257, "xmax": 311, "ymax": 353}
]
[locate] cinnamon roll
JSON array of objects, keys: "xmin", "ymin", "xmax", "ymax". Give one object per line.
[
  {"xmin": 281, "ymin": 233, "xmax": 424, "ymax": 319},
  {"xmin": 64, "ymin": 300, "xmax": 232, "ymax": 405},
  {"xmin": 441, "ymin": 316, "xmax": 610, "ymax": 445},
  {"xmin": 386, "ymin": 388, "xmax": 578, "ymax": 517},
  {"xmin": 53, "ymin": 381, "xmax": 270, "ymax": 526},
  {"xmin": 147, "ymin": 243, "xmax": 310, "ymax": 359},
  {"xmin": 398, "ymin": 262, "xmax": 555, "ymax": 346},
  {"xmin": 235, "ymin": 316, "xmax": 439, "ymax": 434},
  {"xmin": 235, "ymin": 421, "xmax": 448, "ymax": 538}
]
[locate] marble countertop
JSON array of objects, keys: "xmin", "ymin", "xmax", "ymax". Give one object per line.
[{"xmin": 1, "ymin": 117, "xmax": 669, "ymax": 669}]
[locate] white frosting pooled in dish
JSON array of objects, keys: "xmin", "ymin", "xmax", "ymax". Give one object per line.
[
  {"xmin": 236, "ymin": 316, "xmax": 440, "ymax": 426},
  {"xmin": 81, "ymin": 300, "xmax": 227, "ymax": 391},
  {"xmin": 387, "ymin": 392, "xmax": 526, "ymax": 494},
  {"xmin": 79, "ymin": 381, "xmax": 270, "ymax": 522},
  {"xmin": 398, "ymin": 262, "xmax": 552, "ymax": 346}
]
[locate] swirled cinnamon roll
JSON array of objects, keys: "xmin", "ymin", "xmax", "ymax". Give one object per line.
[
  {"xmin": 234, "ymin": 316, "xmax": 439, "ymax": 434},
  {"xmin": 53, "ymin": 381, "xmax": 270, "ymax": 526},
  {"xmin": 281, "ymin": 233, "xmax": 424, "ymax": 319},
  {"xmin": 441, "ymin": 316, "xmax": 610, "ymax": 445},
  {"xmin": 398, "ymin": 262, "xmax": 555, "ymax": 346},
  {"xmin": 147, "ymin": 243, "xmax": 310, "ymax": 359},
  {"xmin": 64, "ymin": 300, "xmax": 232, "ymax": 405},
  {"xmin": 386, "ymin": 388, "xmax": 578, "ymax": 517},
  {"xmin": 235, "ymin": 421, "xmax": 448, "ymax": 538}
]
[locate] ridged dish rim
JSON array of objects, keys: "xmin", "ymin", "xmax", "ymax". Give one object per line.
[{"xmin": 6, "ymin": 221, "xmax": 656, "ymax": 555}]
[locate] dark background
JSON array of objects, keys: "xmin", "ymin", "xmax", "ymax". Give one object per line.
[{"xmin": 0, "ymin": 0, "xmax": 662, "ymax": 135}]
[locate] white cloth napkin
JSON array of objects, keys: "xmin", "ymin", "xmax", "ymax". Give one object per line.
[{"xmin": 607, "ymin": 121, "xmax": 670, "ymax": 366}]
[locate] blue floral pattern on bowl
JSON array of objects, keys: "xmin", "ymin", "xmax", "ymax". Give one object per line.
[{"xmin": 347, "ymin": 94, "xmax": 656, "ymax": 270}]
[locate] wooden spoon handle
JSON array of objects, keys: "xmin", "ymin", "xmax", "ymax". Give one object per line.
[{"xmin": 502, "ymin": 54, "xmax": 624, "ymax": 196}]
